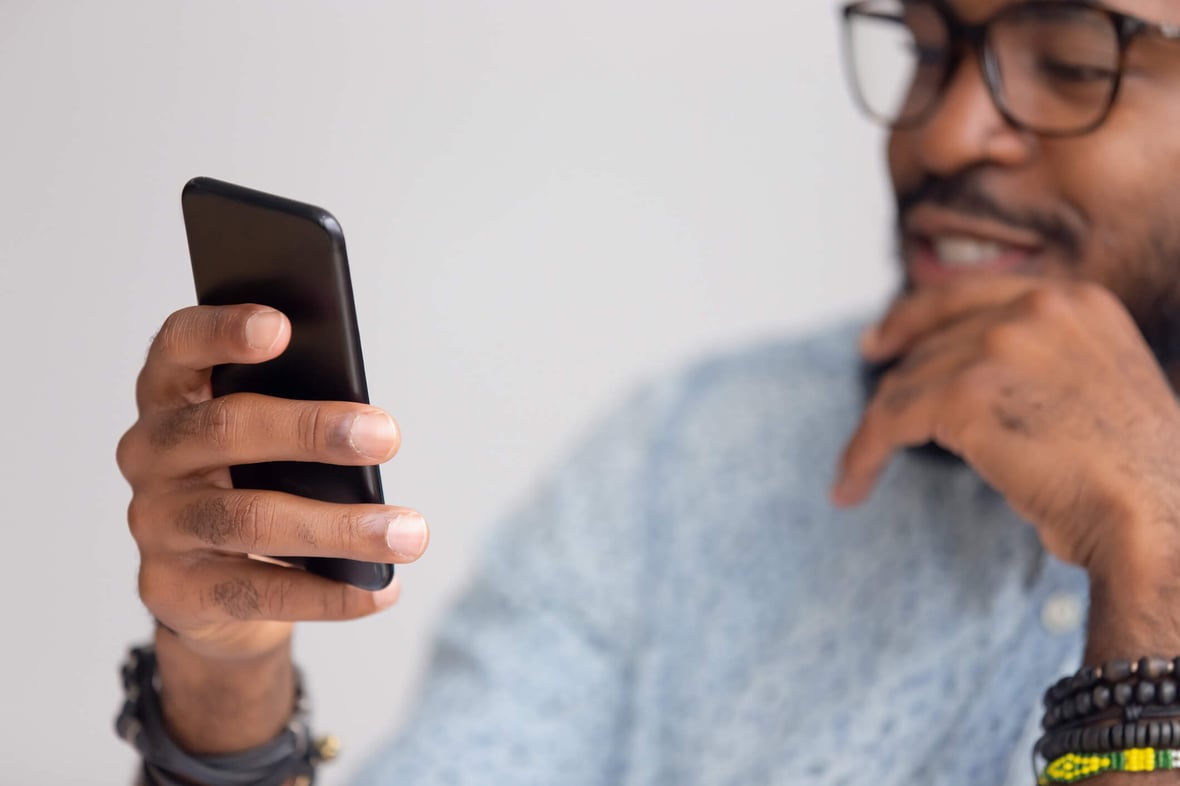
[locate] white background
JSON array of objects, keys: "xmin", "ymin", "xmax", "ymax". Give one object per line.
[{"xmin": 0, "ymin": 2, "xmax": 893, "ymax": 783}]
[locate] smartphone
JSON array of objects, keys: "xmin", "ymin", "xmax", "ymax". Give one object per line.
[{"xmin": 182, "ymin": 176, "xmax": 393, "ymax": 591}]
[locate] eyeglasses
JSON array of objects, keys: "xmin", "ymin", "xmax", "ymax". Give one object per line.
[{"xmin": 840, "ymin": 0, "xmax": 1180, "ymax": 137}]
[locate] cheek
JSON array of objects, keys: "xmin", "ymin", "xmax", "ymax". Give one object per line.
[
  {"xmin": 1044, "ymin": 119, "xmax": 1180, "ymax": 290},
  {"xmin": 886, "ymin": 130, "xmax": 915, "ymax": 200},
  {"xmin": 1048, "ymin": 70, "xmax": 1180, "ymax": 266}
]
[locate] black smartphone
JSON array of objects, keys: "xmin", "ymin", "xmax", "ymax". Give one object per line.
[{"xmin": 182, "ymin": 176, "xmax": 393, "ymax": 591}]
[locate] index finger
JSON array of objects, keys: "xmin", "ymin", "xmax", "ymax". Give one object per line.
[
  {"xmin": 136, "ymin": 304, "xmax": 291, "ymax": 413},
  {"xmin": 861, "ymin": 276, "xmax": 1038, "ymax": 362}
]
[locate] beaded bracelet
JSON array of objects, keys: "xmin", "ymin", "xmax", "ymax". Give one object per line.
[
  {"xmin": 1044, "ymin": 686, "xmax": 1180, "ymax": 729},
  {"xmin": 1044, "ymin": 658, "xmax": 1180, "ymax": 728},
  {"xmin": 1038, "ymin": 719, "xmax": 1180, "ymax": 761},
  {"xmin": 1040, "ymin": 656, "xmax": 1180, "ymax": 767},
  {"xmin": 1039, "ymin": 748, "xmax": 1180, "ymax": 784}
]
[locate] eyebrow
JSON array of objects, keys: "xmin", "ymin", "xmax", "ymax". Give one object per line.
[
  {"xmin": 1080, "ymin": 0, "xmax": 1180, "ymax": 38},
  {"xmin": 1018, "ymin": 0, "xmax": 1180, "ymax": 39}
]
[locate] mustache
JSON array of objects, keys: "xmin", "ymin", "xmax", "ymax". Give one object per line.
[{"xmin": 896, "ymin": 169, "xmax": 1081, "ymax": 260}]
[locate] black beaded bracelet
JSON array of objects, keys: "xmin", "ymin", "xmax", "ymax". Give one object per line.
[
  {"xmin": 1044, "ymin": 657, "xmax": 1177, "ymax": 708},
  {"xmin": 1042, "ymin": 657, "xmax": 1180, "ymax": 731},
  {"xmin": 1038, "ymin": 718, "xmax": 1180, "ymax": 761},
  {"xmin": 1043, "ymin": 682, "xmax": 1180, "ymax": 730},
  {"xmin": 1033, "ymin": 657, "xmax": 1180, "ymax": 782}
]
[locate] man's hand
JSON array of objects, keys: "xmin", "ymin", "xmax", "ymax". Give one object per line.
[
  {"xmin": 832, "ymin": 277, "xmax": 1180, "ymax": 583},
  {"xmin": 117, "ymin": 304, "xmax": 430, "ymax": 662}
]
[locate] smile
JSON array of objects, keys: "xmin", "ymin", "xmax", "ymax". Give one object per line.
[{"xmin": 903, "ymin": 204, "xmax": 1045, "ymax": 287}]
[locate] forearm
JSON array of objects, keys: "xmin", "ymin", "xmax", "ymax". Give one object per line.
[{"xmin": 152, "ymin": 626, "xmax": 296, "ymax": 754}]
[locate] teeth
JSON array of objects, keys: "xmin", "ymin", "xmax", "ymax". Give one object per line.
[{"xmin": 933, "ymin": 236, "xmax": 1005, "ymax": 267}]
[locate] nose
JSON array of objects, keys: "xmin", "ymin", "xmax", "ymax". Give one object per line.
[{"xmin": 902, "ymin": 50, "xmax": 1035, "ymax": 176}]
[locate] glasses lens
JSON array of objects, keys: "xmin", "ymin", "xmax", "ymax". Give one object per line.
[
  {"xmin": 845, "ymin": 0, "xmax": 948, "ymax": 126},
  {"xmin": 990, "ymin": 3, "xmax": 1119, "ymax": 134}
]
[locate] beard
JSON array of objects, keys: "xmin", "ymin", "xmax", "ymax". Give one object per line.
[{"xmin": 862, "ymin": 168, "xmax": 1180, "ymax": 466}]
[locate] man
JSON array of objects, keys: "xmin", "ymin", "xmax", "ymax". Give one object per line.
[{"xmin": 115, "ymin": 0, "xmax": 1180, "ymax": 783}]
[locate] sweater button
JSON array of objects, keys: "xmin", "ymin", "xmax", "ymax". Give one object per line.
[{"xmin": 1042, "ymin": 591, "xmax": 1083, "ymax": 635}]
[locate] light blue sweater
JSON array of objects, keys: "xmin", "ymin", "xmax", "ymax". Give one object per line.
[{"xmin": 353, "ymin": 319, "xmax": 1089, "ymax": 785}]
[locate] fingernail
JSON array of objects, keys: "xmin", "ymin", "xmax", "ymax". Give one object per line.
[
  {"xmin": 386, "ymin": 513, "xmax": 427, "ymax": 559},
  {"xmin": 349, "ymin": 411, "xmax": 397, "ymax": 459},
  {"xmin": 246, "ymin": 310, "xmax": 283, "ymax": 350}
]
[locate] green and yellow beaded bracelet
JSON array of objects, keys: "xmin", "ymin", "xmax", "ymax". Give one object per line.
[{"xmin": 1040, "ymin": 748, "xmax": 1180, "ymax": 784}]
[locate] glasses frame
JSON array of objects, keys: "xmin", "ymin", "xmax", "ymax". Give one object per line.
[{"xmin": 840, "ymin": 0, "xmax": 1180, "ymax": 137}]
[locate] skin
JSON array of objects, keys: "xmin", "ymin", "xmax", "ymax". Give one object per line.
[
  {"xmin": 117, "ymin": 0, "xmax": 1180, "ymax": 779},
  {"xmin": 117, "ymin": 305, "xmax": 429, "ymax": 756},
  {"xmin": 833, "ymin": 0, "xmax": 1180, "ymax": 781}
]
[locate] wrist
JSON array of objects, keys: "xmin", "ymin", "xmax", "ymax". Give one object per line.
[
  {"xmin": 153, "ymin": 616, "xmax": 294, "ymax": 664},
  {"xmin": 116, "ymin": 643, "xmax": 326, "ymax": 786},
  {"xmin": 1084, "ymin": 515, "xmax": 1180, "ymax": 666},
  {"xmin": 154, "ymin": 626, "xmax": 296, "ymax": 753}
]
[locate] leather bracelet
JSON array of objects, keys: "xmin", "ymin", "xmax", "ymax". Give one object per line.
[{"xmin": 115, "ymin": 645, "xmax": 336, "ymax": 786}]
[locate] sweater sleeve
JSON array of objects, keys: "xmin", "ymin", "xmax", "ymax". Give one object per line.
[{"xmin": 349, "ymin": 375, "xmax": 687, "ymax": 786}]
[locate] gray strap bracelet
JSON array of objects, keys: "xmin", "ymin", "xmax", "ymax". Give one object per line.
[{"xmin": 115, "ymin": 645, "xmax": 333, "ymax": 786}]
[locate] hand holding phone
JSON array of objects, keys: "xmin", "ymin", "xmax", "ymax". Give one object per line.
[
  {"xmin": 182, "ymin": 177, "xmax": 398, "ymax": 590},
  {"xmin": 116, "ymin": 179, "xmax": 429, "ymax": 666}
]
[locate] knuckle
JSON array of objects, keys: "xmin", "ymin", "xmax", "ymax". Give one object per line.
[
  {"xmin": 177, "ymin": 495, "xmax": 231, "ymax": 546},
  {"xmin": 157, "ymin": 306, "xmax": 241, "ymax": 357},
  {"xmin": 194, "ymin": 578, "xmax": 220, "ymax": 617},
  {"xmin": 1021, "ymin": 286, "xmax": 1071, "ymax": 320},
  {"xmin": 349, "ymin": 585, "xmax": 384, "ymax": 618},
  {"xmin": 296, "ymin": 403, "xmax": 326, "ymax": 455},
  {"xmin": 151, "ymin": 403, "xmax": 204, "ymax": 452},
  {"xmin": 877, "ymin": 310, "xmax": 907, "ymax": 342},
  {"xmin": 153, "ymin": 310, "xmax": 192, "ymax": 358},
  {"xmin": 208, "ymin": 305, "xmax": 245, "ymax": 344},
  {"xmin": 320, "ymin": 580, "xmax": 375, "ymax": 618},
  {"xmin": 337, "ymin": 508, "xmax": 372, "ymax": 554},
  {"xmin": 154, "ymin": 396, "xmax": 240, "ymax": 456},
  {"xmin": 933, "ymin": 415, "xmax": 971, "ymax": 454},
  {"xmin": 1072, "ymin": 280, "xmax": 1119, "ymax": 313},
  {"xmin": 115, "ymin": 426, "xmax": 145, "ymax": 481},
  {"xmin": 262, "ymin": 575, "xmax": 299, "ymax": 619},
  {"xmin": 875, "ymin": 372, "xmax": 920, "ymax": 415},
  {"xmin": 948, "ymin": 363, "xmax": 995, "ymax": 407},
  {"xmin": 228, "ymin": 492, "xmax": 274, "ymax": 552},
  {"xmin": 126, "ymin": 495, "xmax": 154, "ymax": 545},
  {"xmin": 136, "ymin": 562, "xmax": 157, "ymax": 605},
  {"xmin": 207, "ymin": 576, "xmax": 263, "ymax": 620},
  {"xmin": 201, "ymin": 396, "xmax": 236, "ymax": 452},
  {"xmin": 177, "ymin": 492, "xmax": 273, "ymax": 551},
  {"xmin": 321, "ymin": 583, "xmax": 346, "ymax": 619},
  {"xmin": 137, "ymin": 560, "xmax": 172, "ymax": 612},
  {"xmin": 981, "ymin": 322, "xmax": 1026, "ymax": 358}
]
